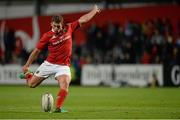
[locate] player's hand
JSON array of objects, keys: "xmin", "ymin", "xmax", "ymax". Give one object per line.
[
  {"xmin": 22, "ymin": 65, "xmax": 29, "ymax": 73},
  {"xmin": 93, "ymin": 5, "xmax": 101, "ymax": 14}
]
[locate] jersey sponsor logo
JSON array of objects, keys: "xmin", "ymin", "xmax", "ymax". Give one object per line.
[{"xmin": 51, "ymin": 35, "xmax": 71, "ymax": 46}]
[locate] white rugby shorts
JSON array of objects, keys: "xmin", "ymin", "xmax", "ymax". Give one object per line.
[{"xmin": 34, "ymin": 61, "xmax": 71, "ymax": 78}]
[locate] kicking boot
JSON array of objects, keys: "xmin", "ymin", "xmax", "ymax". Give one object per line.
[
  {"xmin": 19, "ymin": 70, "xmax": 33, "ymax": 79},
  {"xmin": 54, "ymin": 108, "xmax": 68, "ymax": 113}
]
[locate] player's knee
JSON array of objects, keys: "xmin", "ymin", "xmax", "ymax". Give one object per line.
[
  {"xmin": 57, "ymin": 75, "xmax": 71, "ymax": 91},
  {"xmin": 61, "ymin": 83, "xmax": 69, "ymax": 91},
  {"xmin": 28, "ymin": 82, "xmax": 37, "ymax": 88},
  {"xmin": 61, "ymin": 80, "xmax": 70, "ymax": 91}
]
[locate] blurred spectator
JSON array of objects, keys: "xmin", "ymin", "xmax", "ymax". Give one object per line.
[
  {"xmin": 0, "ymin": 47, "xmax": 3, "ymax": 64},
  {"xmin": 141, "ymin": 49, "xmax": 152, "ymax": 64},
  {"xmin": 175, "ymin": 34, "xmax": 180, "ymax": 65},
  {"xmin": 163, "ymin": 32, "xmax": 174, "ymax": 65},
  {"xmin": 112, "ymin": 45, "xmax": 123, "ymax": 64},
  {"xmin": 13, "ymin": 36, "xmax": 23, "ymax": 64},
  {"xmin": 162, "ymin": 17, "xmax": 173, "ymax": 36},
  {"xmin": 123, "ymin": 42, "xmax": 135, "ymax": 63},
  {"xmin": 150, "ymin": 29, "xmax": 164, "ymax": 45},
  {"xmin": 143, "ymin": 20, "xmax": 155, "ymax": 39},
  {"xmin": 124, "ymin": 20, "xmax": 133, "ymax": 41},
  {"xmin": 3, "ymin": 27, "xmax": 15, "ymax": 63},
  {"xmin": 178, "ymin": 19, "xmax": 180, "ymax": 34},
  {"xmin": 176, "ymin": 34, "xmax": 180, "ymax": 47}
]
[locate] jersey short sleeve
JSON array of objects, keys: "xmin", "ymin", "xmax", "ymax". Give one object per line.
[
  {"xmin": 36, "ymin": 33, "xmax": 49, "ymax": 50},
  {"xmin": 69, "ymin": 20, "xmax": 80, "ymax": 32}
]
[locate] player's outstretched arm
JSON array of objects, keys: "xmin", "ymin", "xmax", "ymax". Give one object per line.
[
  {"xmin": 22, "ymin": 48, "xmax": 41, "ymax": 72},
  {"xmin": 78, "ymin": 5, "xmax": 100, "ymax": 25}
]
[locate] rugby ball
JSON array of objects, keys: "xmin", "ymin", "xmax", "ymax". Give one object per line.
[{"xmin": 41, "ymin": 93, "xmax": 54, "ymax": 112}]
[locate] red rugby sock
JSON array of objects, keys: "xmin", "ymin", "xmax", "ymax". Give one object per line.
[
  {"xmin": 56, "ymin": 89, "xmax": 68, "ymax": 109},
  {"xmin": 25, "ymin": 72, "xmax": 33, "ymax": 84}
]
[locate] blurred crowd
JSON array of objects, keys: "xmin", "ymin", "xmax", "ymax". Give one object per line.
[
  {"xmin": 72, "ymin": 18, "xmax": 180, "ymax": 66},
  {"xmin": 0, "ymin": 17, "xmax": 180, "ymax": 70}
]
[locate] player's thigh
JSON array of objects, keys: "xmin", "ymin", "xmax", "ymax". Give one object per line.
[{"xmin": 34, "ymin": 61, "xmax": 56, "ymax": 78}]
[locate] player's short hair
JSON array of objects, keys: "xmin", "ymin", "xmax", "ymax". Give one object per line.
[{"xmin": 51, "ymin": 15, "xmax": 63, "ymax": 24}]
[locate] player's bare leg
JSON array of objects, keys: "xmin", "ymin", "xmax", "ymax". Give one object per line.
[
  {"xmin": 54, "ymin": 74, "xmax": 71, "ymax": 113},
  {"xmin": 26, "ymin": 75, "xmax": 45, "ymax": 88},
  {"xmin": 19, "ymin": 71, "xmax": 45, "ymax": 88}
]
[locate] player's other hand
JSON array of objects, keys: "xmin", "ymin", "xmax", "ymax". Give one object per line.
[
  {"xmin": 93, "ymin": 5, "xmax": 101, "ymax": 14},
  {"xmin": 22, "ymin": 65, "xmax": 29, "ymax": 73}
]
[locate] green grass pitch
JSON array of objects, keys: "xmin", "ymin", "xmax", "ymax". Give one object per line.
[{"xmin": 0, "ymin": 85, "xmax": 180, "ymax": 119}]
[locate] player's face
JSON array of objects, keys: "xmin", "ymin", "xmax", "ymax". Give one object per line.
[{"xmin": 51, "ymin": 22, "xmax": 63, "ymax": 34}]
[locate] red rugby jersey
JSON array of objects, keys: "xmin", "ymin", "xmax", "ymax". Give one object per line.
[{"xmin": 36, "ymin": 20, "xmax": 80, "ymax": 66}]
